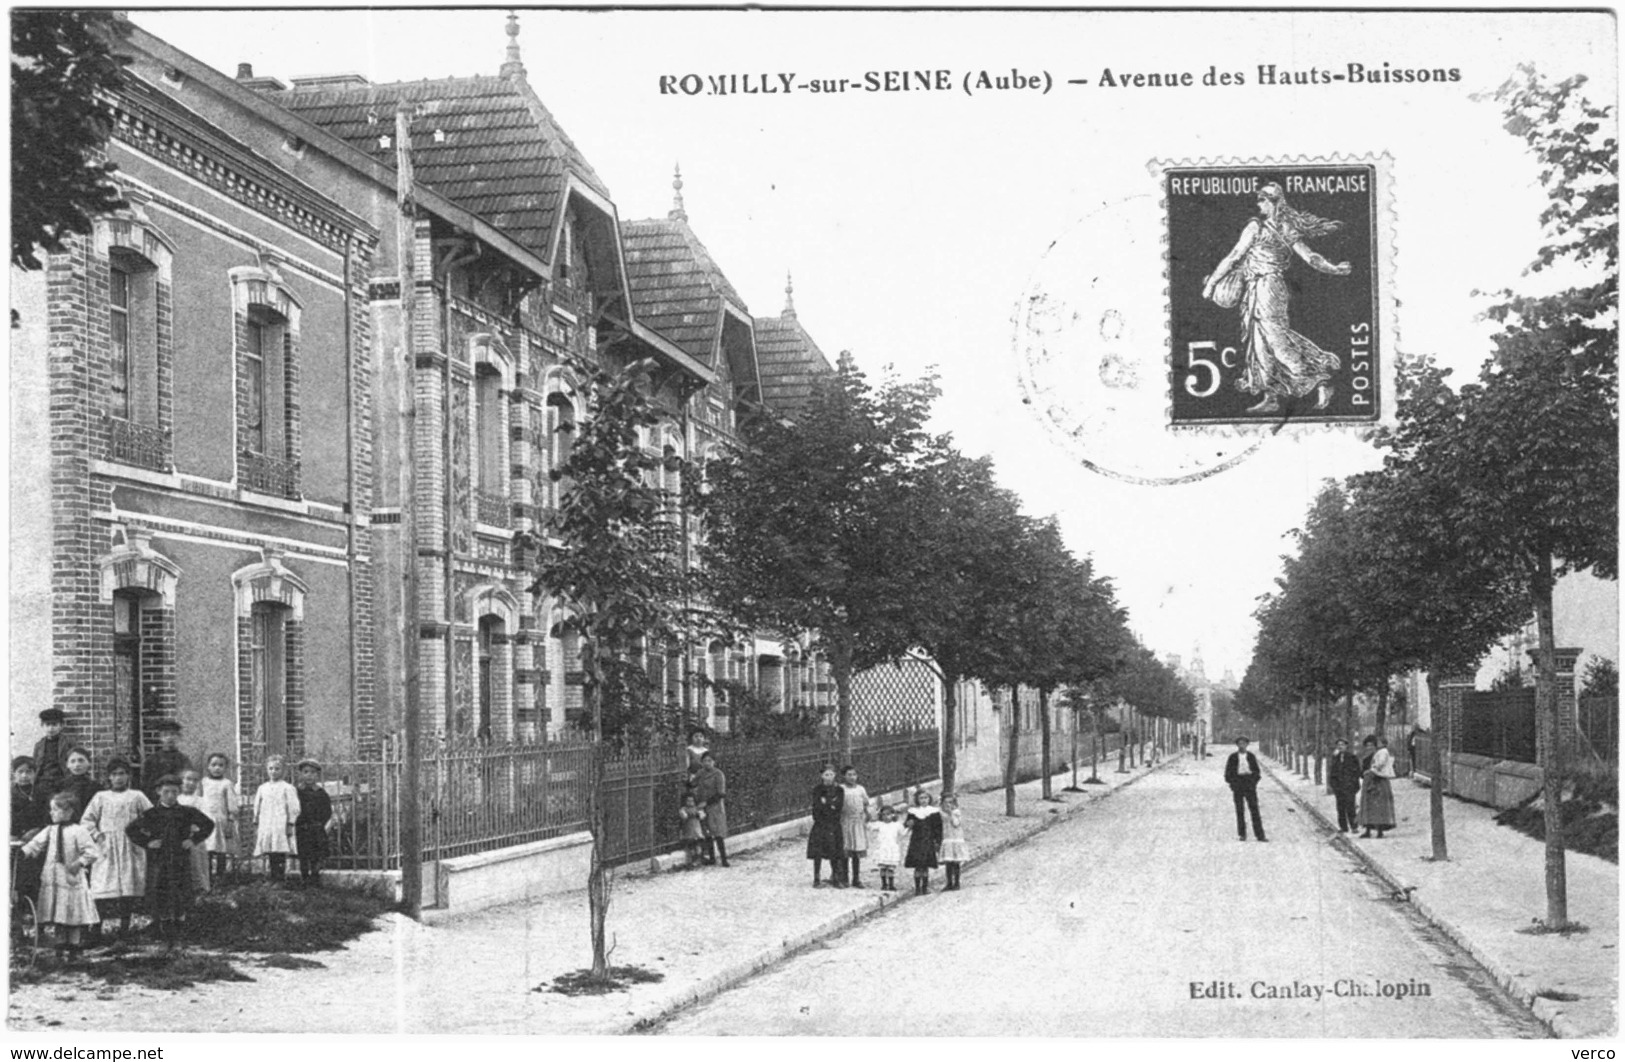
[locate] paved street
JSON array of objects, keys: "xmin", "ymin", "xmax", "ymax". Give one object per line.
[{"xmin": 658, "ymin": 757, "xmax": 1548, "ymax": 1037}]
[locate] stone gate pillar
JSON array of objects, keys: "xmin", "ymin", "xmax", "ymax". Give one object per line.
[
  {"xmin": 1528, "ymin": 647, "xmax": 1582, "ymax": 763},
  {"xmin": 1435, "ymin": 673, "xmax": 1475, "ymax": 793}
]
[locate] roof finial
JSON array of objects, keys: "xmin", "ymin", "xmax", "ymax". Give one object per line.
[
  {"xmin": 501, "ymin": 11, "xmax": 526, "ymax": 79},
  {"xmin": 837, "ymin": 350, "xmax": 856, "ymax": 373},
  {"xmin": 669, "ymin": 162, "xmax": 687, "ymax": 222},
  {"xmin": 783, "ymin": 271, "xmax": 796, "ymax": 319}
]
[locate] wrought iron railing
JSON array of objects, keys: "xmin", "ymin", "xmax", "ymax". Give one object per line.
[
  {"xmin": 475, "ymin": 488, "xmax": 510, "ymax": 527},
  {"xmin": 105, "ymin": 417, "xmax": 171, "ymax": 472},
  {"xmin": 232, "ymin": 727, "xmax": 939, "ymax": 874},
  {"xmin": 239, "ymin": 451, "xmax": 300, "ymax": 498}
]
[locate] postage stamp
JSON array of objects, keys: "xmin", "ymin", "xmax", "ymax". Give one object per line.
[{"xmin": 1156, "ymin": 157, "xmax": 1396, "ymax": 430}]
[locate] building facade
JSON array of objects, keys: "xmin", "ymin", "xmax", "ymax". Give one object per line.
[{"xmin": 10, "ymin": 16, "xmax": 847, "ymax": 767}]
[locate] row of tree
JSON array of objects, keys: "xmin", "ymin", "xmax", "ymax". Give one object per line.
[
  {"xmin": 1237, "ymin": 66, "xmax": 1617, "ymax": 931},
  {"xmin": 535, "ymin": 345, "xmax": 1200, "ymax": 979}
]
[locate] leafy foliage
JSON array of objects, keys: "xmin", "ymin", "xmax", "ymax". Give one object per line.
[
  {"xmin": 1581, "ymin": 656, "xmax": 1618, "ymax": 699},
  {"xmin": 694, "ymin": 357, "xmax": 943, "ymax": 753},
  {"xmin": 532, "ymin": 355, "xmax": 695, "ymax": 745},
  {"xmin": 11, "ymin": 10, "xmax": 129, "ymax": 271}
]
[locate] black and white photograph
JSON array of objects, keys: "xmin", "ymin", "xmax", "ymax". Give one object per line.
[{"xmin": 5, "ymin": 4, "xmax": 1618, "ymax": 1050}]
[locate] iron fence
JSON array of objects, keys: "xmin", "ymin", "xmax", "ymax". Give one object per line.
[
  {"xmin": 236, "ymin": 729, "xmax": 937, "ymax": 873},
  {"xmin": 1462, "ymin": 689, "xmax": 1537, "ymax": 763},
  {"xmin": 1580, "ymin": 697, "xmax": 1618, "ymax": 761}
]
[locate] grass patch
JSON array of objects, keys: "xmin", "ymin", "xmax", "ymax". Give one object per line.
[
  {"xmin": 1494, "ymin": 769, "xmax": 1617, "ymax": 863},
  {"xmin": 13, "ymin": 949, "xmax": 254, "ymax": 991},
  {"xmin": 538, "ymin": 965, "xmax": 666, "ymax": 996},
  {"xmin": 187, "ymin": 881, "xmax": 392, "ymax": 953},
  {"xmin": 11, "ymin": 881, "xmax": 390, "ymax": 993}
]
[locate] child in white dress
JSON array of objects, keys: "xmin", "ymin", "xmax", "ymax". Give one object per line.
[
  {"xmin": 177, "ymin": 769, "xmax": 213, "ymax": 893},
  {"xmin": 199, "ymin": 753, "xmax": 240, "ymax": 884},
  {"xmin": 867, "ymin": 805, "xmax": 903, "ymax": 892},
  {"xmin": 253, "ymin": 755, "xmax": 300, "ymax": 882},
  {"xmin": 938, "ymin": 794, "xmax": 971, "ymax": 891},
  {"xmin": 23, "ymin": 792, "xmax": 100, "ymax": 957},
  {"xmin": 81, "ymin": 758, "xmax": 151, "ymax": 940}
]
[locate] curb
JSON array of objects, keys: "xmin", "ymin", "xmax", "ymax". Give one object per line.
[
  {"xmin": 1263, "ymin": 761, "xmax": 1589, "ymax": 1039},
  {"xmin": 619, "ymin": 752, "xmax": 1183, "ymax": 1034}
]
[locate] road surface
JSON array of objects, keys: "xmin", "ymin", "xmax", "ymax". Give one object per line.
[{"xmin": 657, "ymin": 757, "xmax": 1546, "ymax": 1037}]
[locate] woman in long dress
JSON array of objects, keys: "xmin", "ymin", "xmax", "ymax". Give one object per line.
[
  {"xmin": 806, "ymin": 765, "xmax": 846, "ymax": 887},
  {"xmin": 1202, "ymin": 182, "xmax": 1352, "ymax": 413},
  {"xmin": 1358, "ymin": 735, "xmax": 1397, "ymax": 838},
  {"xmin": 838, "ymin": 765, "xmax": 871, "ymax": 888}
]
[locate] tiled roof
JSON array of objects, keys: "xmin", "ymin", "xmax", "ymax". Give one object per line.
[
  {"xmin": 754, "ymin": 312, "xmax": 834, "ymax": 415},
  {"xmin": 271, "ymin": 75, "xmax": 609, "ymax": 261},
  {"xmin": 621, "ymin": 216, "xmax": 748, "ymax": 364}
]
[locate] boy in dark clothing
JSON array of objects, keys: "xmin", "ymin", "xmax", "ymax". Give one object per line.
[
  {"xmin": 143, "ymin": 720, "xmax": 193, "ymax": 802},
  {"xmin": 293, "ymin": 759, "xmax": 333, "ymax": 887},
  {"xmin": 31, "ymin": 709, "xmax": 70, "ymax": 797},
  {"xmin": 125, "ymin": 775, "xmax": 213, "ymax": 945},
  {"xmin": 10, "ymin": 756, "xmax": 50, "ymax": 925}
]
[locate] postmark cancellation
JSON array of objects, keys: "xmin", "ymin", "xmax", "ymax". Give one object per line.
[{"xmin": 1155, "ymin": 156, "xmax": 1397, "ymax": 431}]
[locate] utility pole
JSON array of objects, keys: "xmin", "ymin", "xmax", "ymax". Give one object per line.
[{"xmin": 396, "ymin": 100, "xmax": 423, "ymax": 920}]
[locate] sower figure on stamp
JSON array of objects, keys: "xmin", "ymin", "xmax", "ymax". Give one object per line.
[
  {"xmin": 1202, "ymin": 182, "xmax": 1351, "ymax": 414},
  {"xmin": 1223, "ymin": 737, "xmax": 1267, "ymax": 842},
  {"xmin": 1327, "ymin": 738, "xmax": 1363, "ymax": 834}
]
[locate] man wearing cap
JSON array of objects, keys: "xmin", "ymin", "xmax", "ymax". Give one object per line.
[
  {"xmin": 1223, "ymin": 736, "xmax": 1268, "ymax": 842},
  {"xmin": 31, "ymin": 709, "xmax": 70, "ymax": 797},
  {"xmin": 144, "ymin": 720, "xmax": 193, "ymax": 802}
]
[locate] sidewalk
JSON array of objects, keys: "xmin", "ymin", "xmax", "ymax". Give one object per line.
[
  {"xmin": 1264, "ymin": 755, "xmax": 1618, "ymax": 1038},
  {"xmin": 7, "ymin": 750, "xmax": 1179, "ymax": 1035}
]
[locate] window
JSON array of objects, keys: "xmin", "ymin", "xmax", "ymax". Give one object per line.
[
  {"xmin": 243, "ymin": 307, "xmax": 287, "ymax": 457},
  {"xmin": 109, "ymin": 266, "xmax": 131, "ymax": 419},
  {"xmin": 250, "ymin": 602, "xmax": 289, "ymax": 755},
  {"xmin": 476, "ymin": 368, "xmax": 504, "ymax": 493},
  {"xmin": 107, "ymin": 250, "xmax": 159, "ymax": 425},
  {"xmin": 111, "ymin": 592, "xmax": 144, "ymax": 762},
  {"xmin": 546, "ymin": 392, "xmax": 576, "ymax": 507},
  {"xmin": 478, "ymin": 615, "xmax": 502, "ymax": 740}
]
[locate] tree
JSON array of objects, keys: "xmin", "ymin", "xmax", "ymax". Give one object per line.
[
  {"xmin": 1580, "ymin": 657, "xmax": 1617, "ymax": 699},
  {"xmin": 12, "ymin": 10, "xmax": 129, "ymax": 272},
  {"xmin": 695, "ymin": 357, "xmax": 942, "ymax": 761},
  {"xmin": 1425, "ymin": 68, "xmax": 1617, "ymax": 927},
  {"xmin": 907, "ymin": 450, "xmax": 1032, "ymax": 796},
  {"xmin": 531, "ymin": 355, "xmax": 692, "ymax": 982}
]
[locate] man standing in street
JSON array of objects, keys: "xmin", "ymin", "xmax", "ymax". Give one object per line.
[
  {"xmin": 1223, "ymin": 737, "xmax": 1267, "ymax": 842},
  {"xmin": 1327, "ymin": 738, "xmax": 1363, "ymax": 834}
]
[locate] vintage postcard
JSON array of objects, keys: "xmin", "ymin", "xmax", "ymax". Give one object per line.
[{"xmin": 6, "ymin": 4, "xmax": 1617, "ymax": 1055}]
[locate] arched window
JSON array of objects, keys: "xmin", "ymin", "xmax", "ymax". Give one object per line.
[
  {"xmin": 478, "ymin": 614, "xmax": 504, "ymax": 740},
  {"xmin": 476, "ymin": 367, "xmax": 504, "ymax": 493},
  {"xmin": 250, "ymin": 601, "xmax": 291, "ymax": 754},
  {"xmin": 231, "ymin": 261, "xmax": 301, "ymax": 498},
  {"xmin": 545, "ymin": 391, "xmax": 576, "ymax": 508},
  {"xmin": 107, "ymin": 249, "xmax": 159, "ymax": 424}
]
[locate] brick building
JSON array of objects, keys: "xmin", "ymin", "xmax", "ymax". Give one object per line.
[{"xmin": 10, "ymin": 15, "xmax": 850, "ymax": 766}]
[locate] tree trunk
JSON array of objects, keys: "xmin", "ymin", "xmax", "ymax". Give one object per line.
[
  {"xmin": 1534, "ymin": 552, "xmax": 1567, "ymax": 929},
  {"xmin": 1090, "ymin": 709, "xmax": 1104, "ymax": 783},
  {"xmin": 940, "ymin": 673, "xmax": 959, "ymax": 798},
  {"xmin": 1039, "ymin": 687, "xmax": 1053, "ymax": 799},
  {"xmin": 1117, "ymin": 704, "xmax": 1128, "ymax": 773},
  {"xmin": 587, "ymin": 743, "xmax": 610, "ymax": 980},
  {"xmin": 1068, "ymin": 705, "xmax": 1079, "ymax": 790},
  {"xmin": 1427, "ymin": 673, "xmax": 1448, "ymax": 862},
  {"xmin": 1313, "ymin": 698, "xmax": 1323, "ymax": 787},
  {"xmin": 1376, "ymin": 680, "xmax": 1389, "ymax": 739},
  {"xmin": 831, "ymin": 637, "xmax": 854, "ymax": 765},
  {"xmin": 1004, "ymin": 685, "xmax": 1020, "ymax": 816}
]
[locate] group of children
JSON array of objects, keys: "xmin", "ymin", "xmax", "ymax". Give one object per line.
[
  {"xmin": 807, "ymin": 764, "xmax": 971, "ymax": 895},
  {"xmin": 11, "ymin": 708, "xmax": 336, "ymax": 957}
]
